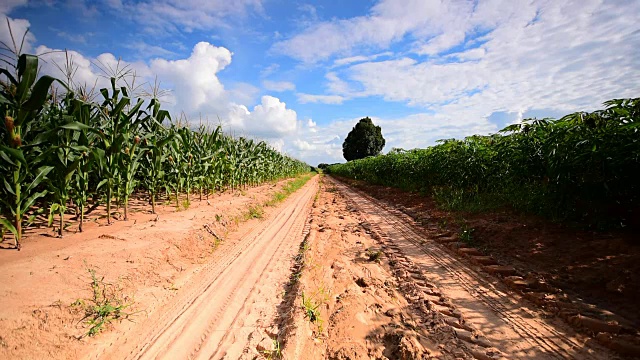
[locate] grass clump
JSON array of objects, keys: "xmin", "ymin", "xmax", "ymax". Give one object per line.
[
  {"xmin": 458, "ymin": 223, "xmax": 475, "ymax": 245},
  {"xmin": 72, "ymin": 265, "xmax": 135, "ymax": 337},
  {"xmin": 245, "ymin": 204, "xmax": 264, "ymax": 219},
  {"xmin": 366, "ymin": 248, "xmax": 383, "ymax": 262},
  {"xmin": 266, "ymin": 173, "xmax": 315, "ymax": 207},
  {"xmin": 262, "ymin": 339, "xmax": 282, "ymax": 360},
  {"xmin": 301, "ymin": 285, "xmax": 330, "ymax": 334},
  {"xmin": 301, "ymin": 291, "xmax": 323, "ymax": 332}
]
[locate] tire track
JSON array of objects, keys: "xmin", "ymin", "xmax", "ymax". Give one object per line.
[
  {"xmin": 91, "ymin": 176, "xmax": 318, "ymax": 360},
  {"xmin": 330, "ymin": 177, "xmax": 613, "ymax": 359}
]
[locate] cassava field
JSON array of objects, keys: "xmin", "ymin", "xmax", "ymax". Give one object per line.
[{"xmin": 2, "ymin": 54, "xmax": 639, "ymax": 359}]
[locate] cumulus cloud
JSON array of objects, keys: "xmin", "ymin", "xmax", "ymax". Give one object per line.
[
  {"xmin": 150, "ymin": 42, "xmax": 232, "ymax": 115},
  {"xmin": 227, "ymin": 95, "xmax": 298, "ymax": 138}
]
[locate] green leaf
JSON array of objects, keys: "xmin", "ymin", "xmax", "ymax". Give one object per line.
[
  {"xmin": 26, "ymin": 166, "xmax": 54, "ymax": 193},
  {"xmin": 23, "ymin": 76, "xmax": 60, "ymax": 111},
  {"xmin": 96, "ymin": 178, "xmax": 108, "ymax": 190},
  {"xmin": 3, "ymin": 177, "xmax": 15, "ymax": 196},
  {"xmin": 48, "ymin": 203, "xmax": 60, "ymax": 227},
  {"xmin": 0, "ymin": 68, "xmax": 18, "ymax": 87},
  {"xmin": 0, "ymin": 149, "xmax": 17, "ymax": 167},
  {"xmin": 70, "ymin": 145, "xmax": 90, "ymax": 152},
  {"xmin": 0, "ymin": 93, "xmax": 11, "ymax": 105},
  {"xmin": 60, "ymin": 121, "xmax": 91, "ymax": 131},
  {"xmin": 0, "ymin": 218, "xmax": 18, "ymax": 238},
  {"xmin": 21, "ymin": 190, "xmax": 48, "ymax": 214},
  {"xmin": 112, "ymin": 97, "xmax": 130, "ymax": 116},
  {"xmin": 0, "ymin": 146, "xmax": 26, "ymax": 167},
  {"xmin": 16, "ymin": 54, "xmax": 39, "ymax": 104}
]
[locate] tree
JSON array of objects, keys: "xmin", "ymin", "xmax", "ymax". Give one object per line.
[{"xmin": 342, "ymin": 117, "xmax": 385, "ymax": 161}]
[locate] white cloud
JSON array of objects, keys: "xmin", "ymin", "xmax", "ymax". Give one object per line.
[
  {"xmin": 293, "ymin": 139, "xmax": 314, "ymax": 151},
  {"xmin": 297, "ymin": 93, "xmax": 346, "ymax": 104},
  {"xmin": 228, "ymin": 95, "xmax": 298, "ymax": 138},
  {"xmin": 150, "ymin": 42, "xmax": 232, "ymax": 115},
  {"xmin": 340, "ymin": 0, "xmax": 640, "ymax": 113},
  {"xmin": 332, "ymin": 51, "xmax": 393, "ymax": 67},
  {"xmin": 111, "ymin": 0, "xmax": 265, "ymax": 34},
  {"xmin": 272, "ymin": 0, "xmax": 472, "ymax": 63},
  {"xmin": 262, "ymin": 80, "xmax": 295, "ymax": 92}
]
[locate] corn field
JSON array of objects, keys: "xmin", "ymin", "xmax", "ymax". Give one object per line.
[
  {"xmin": 0, "ymin": 54, "xmax": 309, "ymax": 249},
  {"xmin": 327, "ymin": 98, "xmax": 640, "ymax": 229}
]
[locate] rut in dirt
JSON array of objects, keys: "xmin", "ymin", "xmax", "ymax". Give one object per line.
[
  {"xmin": 88, "ymin": 177, "xmax": 318, "ymax": 360},
  {"xmin": 328, "ymin": 176, "xmax": 617, "ymax": 360}
]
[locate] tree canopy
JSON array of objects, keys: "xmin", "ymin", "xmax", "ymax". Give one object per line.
[{"xmin": 342, "ymin": 117, "xmax": 385, "ymax": 161}]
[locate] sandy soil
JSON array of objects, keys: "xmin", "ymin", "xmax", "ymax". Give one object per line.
[
  {"xmin": 276, "ymin": 177, "xmax": 621, "ymax": 360},
  {"xmin": 1, "ymin": 173, "xmax": 634, "ymax": 360},
  {"xmin": 0, "ymin": 176, "xmax": 316, "ymax": 360},
  {"xmin": 329, "ymin": 176, "xmax": 640, "ymax": 359}
]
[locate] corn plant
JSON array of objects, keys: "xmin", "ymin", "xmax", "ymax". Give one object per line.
[
  {"xmin": 139, "ymin": 99, "xmax": 172, "ymax": 213},
  {"xmin": 93, "ymin": 78, "xmax": 144, "ymax": 224},
  {"xmin": 0, "ymin": 54, "xmax": 57, "ymax": 248},
  {"xmin": 0, "ymin": 51, "xmax": 310, "ymax": 249},
  {"xmin": 42, "ymin": 95, "xmax": 92, "ymax": 236}
]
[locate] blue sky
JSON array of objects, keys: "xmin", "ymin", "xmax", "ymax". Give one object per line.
[{"xmin": 1, "ymin": 0, "xmax": 639, "ymax": 165}]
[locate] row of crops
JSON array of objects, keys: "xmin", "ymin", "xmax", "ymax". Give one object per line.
[
  {"xmin": 327, "ymin": 97, "xmax": 640, "ymax": 229},
  {"xmin": 1, "ymin": 54, "xmax": 309, "ymax": 249}
]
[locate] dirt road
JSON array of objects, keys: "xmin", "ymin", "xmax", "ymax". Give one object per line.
[
  {"xmin": 1, "ymin": 174, "xmax": 626, "ymax": 359},
  {"xmin": 89, "ymin": 176, "xmax": 318, "ymax": 360},
  {"xmin": 315, "ymin": 176, "xmax": 616, "ymax": 359}
]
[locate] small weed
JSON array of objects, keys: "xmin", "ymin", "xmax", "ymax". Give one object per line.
[
  {"xmin": 75, "ymin": 264, "xmax": 135, "ymax": 337},
  {"xmin": 301, "ymin": 284, "xmax": 330, "ymax": 334},
  {"xmin": 459, "ymin": 224, "xmax": 475, "ymax": 245},
  {"xmin": 182, "ymin": 198, "xmax": 190, "ymax": 210},
  {"xmin": 301, "ymin": 291, "xmax": 323, "ymax": 331},
  {"xmin": 262, "ymin": 339, "xmax": 282, "ymax": 359},
  {"xmin": 366, "ymin": 248, "xmax": 383, "ymax": 262},
  {"xmin": 246, "ymin": 204, "xmax": 264, "ymax": 219}
]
